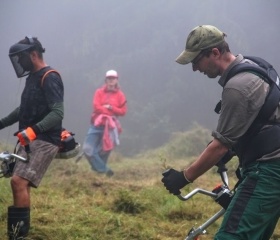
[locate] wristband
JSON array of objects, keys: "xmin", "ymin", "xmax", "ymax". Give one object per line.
[{"xmin": 183, "ymin": 169, "xmax": 193, "ymax": 183}]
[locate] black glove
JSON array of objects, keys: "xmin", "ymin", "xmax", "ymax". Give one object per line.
[
  {"xmin": 0, "ymin": 121, "xmax": 4, "ymax": 130},
  {"xmin": 161, "ymin": 168, "xmax": 191, "ymax": 195}
]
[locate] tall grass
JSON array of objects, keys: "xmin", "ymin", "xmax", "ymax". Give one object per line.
[
  {"xmin": 0, "ymin": 125, "xmax": 279, "ymax": 239},
  {"xmin": 1, "ymin": 156, "xmax": 279, "ymax": 240},
  {"xmin": 0, "ymin": 156, "xmax": 223, "ymax": 240}
]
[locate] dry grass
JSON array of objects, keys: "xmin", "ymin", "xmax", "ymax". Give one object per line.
[{"xmin": 0, "ymin": 153, "xmax": 279, "ymax": 240}]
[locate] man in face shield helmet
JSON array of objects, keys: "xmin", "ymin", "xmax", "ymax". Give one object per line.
[
  {"xmin": 9, "ymin": 36, "xmax": 45, "ymax": 78},
  {"xmin": 0, "ymin": 36, "xmax": 64, "ymax": 239}
]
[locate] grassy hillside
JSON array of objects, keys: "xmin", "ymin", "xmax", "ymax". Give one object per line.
[{"xmin": 0, "ymin": 153, "xmax": 280, "ymax": 240}]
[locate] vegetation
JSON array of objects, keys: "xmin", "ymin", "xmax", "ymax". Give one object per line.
[
  {"xmin": 0, "ymin": 156, "xmax": 222, "ymax": 240},
  {"xmin": 140, "ymin": 123, "xmax": 212, "ymax": 160},
  {"xmin": 0, "ymin": 126, "xmax": 279, "ymax": 239}
]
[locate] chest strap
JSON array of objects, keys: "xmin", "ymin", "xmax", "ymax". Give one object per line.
[{"xmin": 41, "ymin": 70, "xmax": 60, "ymax": 87}]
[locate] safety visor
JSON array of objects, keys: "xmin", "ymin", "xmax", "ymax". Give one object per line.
[{"xmin": 9, "ymin": 43, "xmax": 33, "ymax": 78}]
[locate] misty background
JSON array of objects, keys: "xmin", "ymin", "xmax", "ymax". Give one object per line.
[{"xmin": 0, "ymin": 0, "xmax": 279, "ymax": 156}]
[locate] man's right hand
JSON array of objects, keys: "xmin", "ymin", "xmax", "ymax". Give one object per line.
[{"xmin": 161, "ymin": 168, "xmax": 191, "ymax": 195}]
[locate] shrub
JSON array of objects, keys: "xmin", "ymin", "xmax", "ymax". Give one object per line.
[{"xmin": 152, "ymin": 123, "xmax": 212, "ymax": 159}]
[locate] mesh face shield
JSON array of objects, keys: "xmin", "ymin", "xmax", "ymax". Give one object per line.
[{"xmin": 9, "ymin": 43, "xmax": 33, "ymax": 78}]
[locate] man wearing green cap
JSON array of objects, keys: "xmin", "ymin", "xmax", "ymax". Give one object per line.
[{"xmin": 162, "ymin": 25, "xmax": 280, "ymax": 239}]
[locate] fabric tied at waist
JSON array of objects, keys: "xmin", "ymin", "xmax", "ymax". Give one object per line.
[{"xmin": 94, "ymin": 114, "xmax": 122, "ymax": 152}]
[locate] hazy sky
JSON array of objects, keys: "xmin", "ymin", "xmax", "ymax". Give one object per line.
[{"xmin": 0, "ymin": 0, "xmax": 279, "ymax": 154}]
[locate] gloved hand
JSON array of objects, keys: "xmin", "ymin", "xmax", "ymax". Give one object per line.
[
  {"xmin": 161, "ymin": 168, "xmax": 191, "ymax": 195},
  {"xmin": 0, "ymin": 120, "xmax": 5, "ymax": 130},
  {"xmin": 15, "ymin": 127, "xmax": 37, "ymax": 146}
]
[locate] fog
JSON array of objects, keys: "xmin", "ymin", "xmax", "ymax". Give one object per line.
[{"xmin": 0, "ymin": 0, "xmax": 279, "ymax": 155}]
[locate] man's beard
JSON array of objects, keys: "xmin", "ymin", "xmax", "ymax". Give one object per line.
[{"xmin": 20, "ymin": 57, "xmax": 34, "ymax": 72}]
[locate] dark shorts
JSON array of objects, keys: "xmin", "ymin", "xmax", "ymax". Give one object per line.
[{"xmin": 13, "ymin": 139, "xmax": 58, "ymax": 188}]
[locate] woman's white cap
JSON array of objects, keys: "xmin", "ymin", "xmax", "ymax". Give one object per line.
[{"xmin": 105, "ymin": 70, "xmax": 118, "ymax": 78}]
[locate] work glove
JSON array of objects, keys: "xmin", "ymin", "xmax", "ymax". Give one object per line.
[
  {"xmin": 14, "ymin": 127, "xmax": 37, "ymax": 146},
  {"xmin": 0, "ymin": 120, "xmax": 5, "ymax": 130},
  {"xmin": 161, "ymin": 168, "xmax": 191, "ymax": 195}
]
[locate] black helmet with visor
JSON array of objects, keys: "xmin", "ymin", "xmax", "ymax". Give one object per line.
[{"xmin": 9, "ymin": 36, "xmax": 45, "ymax": 78}]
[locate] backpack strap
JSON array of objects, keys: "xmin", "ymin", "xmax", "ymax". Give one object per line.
[
  {"xmin": 244, "ymin": 56, "xmax": 280, "ymax": 86},
  {"xmin": 220, "ymin": 57, "xmax": 280, "ymax": 165},
  {"xmin": 41, "ymin": 70, "xmax": 60, "ymax": 87},
  {"xmin": 225, "ymin": 57, "xmax": 280, "ymax": 123},
  {"xmin": 226, "ymin": 56, "xmax": 280, "ymax": 89}
]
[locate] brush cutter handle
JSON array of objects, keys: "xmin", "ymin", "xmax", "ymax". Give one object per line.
[
  {"xmin": 177, "ymin": 188, "xmax": 218, "ymax": 201},
  {"xmin": 0, "ymin": 151, "xmax": 27, "ymax": 178},
  {"xmin": 10, "ymin": 153, "xmax": 28, "ymax": 162},
  {"xmin": 0, "ymin": 151, "xmax": 27, "ymax": 162},
  {"xmin": 177, "ymin": 170, "xmax": 230, "ymax": 202}
]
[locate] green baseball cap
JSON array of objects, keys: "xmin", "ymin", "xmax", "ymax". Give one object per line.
[{"xmin": 176, "ymin": 25, "xmax": 226, "ymax": 65}]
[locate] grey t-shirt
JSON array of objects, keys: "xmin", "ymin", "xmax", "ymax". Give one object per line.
[{"xmin": 212, "ymin": 54, "xmax": 280, "ymax": 161}]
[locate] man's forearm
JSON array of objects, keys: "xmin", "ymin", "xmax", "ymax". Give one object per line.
[
  {"xmin": 0, "ymin": 107, "xmax": 20, "ymax": 129},
  {"xmin": 184, "ymin": 138, "xmax": 229, "ymax": 181}
]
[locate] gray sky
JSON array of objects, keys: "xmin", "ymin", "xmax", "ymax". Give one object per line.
[{"xmin": 0, "ymin": 0, "xmax": 279, "ymax": 154}]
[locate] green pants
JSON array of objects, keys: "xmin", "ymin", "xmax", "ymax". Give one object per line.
[{"xmin": 214, "ymin": 160, "xmax": 280, "ymax": 240}]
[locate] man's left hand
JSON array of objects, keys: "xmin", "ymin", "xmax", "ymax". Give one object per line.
[{"xmin": 161, "ymin": 168, "xmax": 191, "ymax": 195}]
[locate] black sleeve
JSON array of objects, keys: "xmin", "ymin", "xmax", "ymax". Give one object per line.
[{"xmin": 0, "ymin": 107, "xmax": 20, "ymax": 129}]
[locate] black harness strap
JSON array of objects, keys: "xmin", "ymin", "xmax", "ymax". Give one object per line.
[{"xmin": 215, "ymin": 56, "xmax": 280, "ymax": 190}]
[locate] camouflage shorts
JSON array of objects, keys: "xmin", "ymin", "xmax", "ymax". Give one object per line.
[{"xmin": 13, "ymin": 139, "xmax": 58, "ymax": 188}]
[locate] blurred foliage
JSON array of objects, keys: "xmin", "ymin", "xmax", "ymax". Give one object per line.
[
  {"xmin": 138, "ymin": 123, "xmax": 212, "ymax": 160},
  {"xmin": 162, "ymin": 123, "xmax": 212, "ymax": 158}
]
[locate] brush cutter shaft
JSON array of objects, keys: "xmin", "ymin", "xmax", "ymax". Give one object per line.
[
  {"xmin": 185, "ymin": 209, "xmax": 225, "ymax": 240},
  {"xmin": 176, "ymin": 170, "xmax": 232, "ymax": 240}
]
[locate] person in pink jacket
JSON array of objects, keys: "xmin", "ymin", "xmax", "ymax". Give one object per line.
[{"xmin": 82, "ymin": 70, "xmax": 127, "ymax": 177}]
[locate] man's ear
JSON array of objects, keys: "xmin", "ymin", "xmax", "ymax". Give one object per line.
[
  {"xmin": 212, "ymin": 48, "xmax": 220, "ymax": 56},
  {"xmin": 29, "ymin": 51, "xmax": 37, "ymax": 60}
]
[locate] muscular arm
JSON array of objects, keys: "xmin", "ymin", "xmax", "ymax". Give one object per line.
[{"xmin": 183, "ymin": 139, "xmax": 229, "ymax": 181}]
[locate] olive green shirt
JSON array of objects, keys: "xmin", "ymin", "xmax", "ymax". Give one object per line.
[{"xmin": 212, "ymin": 54, "xmax": 280, "ymax": 160}]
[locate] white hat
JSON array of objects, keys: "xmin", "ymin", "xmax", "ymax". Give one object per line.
[{"xmin": 105, "ymin": 70, "xmax": 118, "ymax": 78}]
